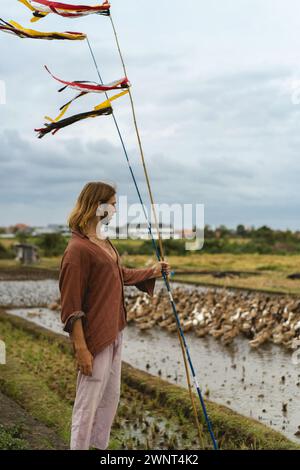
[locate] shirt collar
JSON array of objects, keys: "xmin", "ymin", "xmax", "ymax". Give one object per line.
[
  {"xmin": 71, "ymin": 228, "xmax": 111, "ymax": 243},
  {"xmin": 71, "ymin": 229, "xmax": 89, "ymax": 239}
]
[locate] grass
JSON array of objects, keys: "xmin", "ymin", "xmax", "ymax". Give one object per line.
[
  {"xmin": 98, "ymin": 252, "xmax": 300, "ymax": 295},
  {"xmin": 170, "ymin": 253, "xmax": 300, "ymax": 294},
  {"xmin": 0, "ymin": 310, "xmax": 298, "ymax": 450},
  {"xmin": 0, "ymin": 239, "xmax": 15, "ymax": 249},
  {"xmin": 0, "ymin": 424, "xmax": 27, "ymax": 450}
]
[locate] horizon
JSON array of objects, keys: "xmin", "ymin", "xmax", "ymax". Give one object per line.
[{"xmin": 2, "ymin": 222, "xmax": 300, "ymax": 233}]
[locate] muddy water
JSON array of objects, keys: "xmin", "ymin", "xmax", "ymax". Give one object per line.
[
  {"xmin": 123, "ymin": 326, "xmax": 300, "ymax": 443},
  {"xmin": 5, "ymin": 303, "xmax": 300, "ymax": 443},
  {"xmin": 0, "ymin": 280, "xmax": 59, "ymax": 307}
]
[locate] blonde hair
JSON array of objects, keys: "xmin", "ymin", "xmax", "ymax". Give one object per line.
[{"xmin": 68, "ymin": 181, "xmax": 116, "ymax": 234}]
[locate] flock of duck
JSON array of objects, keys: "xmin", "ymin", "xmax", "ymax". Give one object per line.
[
  {"xmin": 49, "ymin": 284, "xmax": 300, "ymax": 350},
  {"xmin": 124, "ymin": 286, "xmax": 300, "ymax": 350}
]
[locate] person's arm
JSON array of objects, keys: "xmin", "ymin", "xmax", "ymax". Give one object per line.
[
  {"xmin": 70, "ymin": 318, "xmax": 93, "ymax": 376},
  {"xmin": 122, "ymin": 260, "xmax": 170, "ymax": 282},
  {"xmin": 121, "ymin": 260, "xmax": 171, "ymax": 296}
]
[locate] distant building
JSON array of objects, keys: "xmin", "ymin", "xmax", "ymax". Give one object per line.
[
  {"xmin": 31, "ymin": 227, "xmax": 56, "ymax": 236},
  {"xmin": 47, "ymin": 224, "xmax": 70, "ymax": 235},
  {"xmin": 0, "ymin": 233, "xmax": 15, "ymax": 239},
  {"xmin": 31, "ymin": 224, "xmax": 70, "ymax": 236},
  {"xmin": 13, "ymin": 243, "xmax": 39, "ymax": 265},
  {"xmin": 126, "ymin": 222, "xmax": 176, "ymax": 240},
  {"xmin": 98, "ymin": 223, "xmax": 176, "ymax": 240},
  {"xmin": 11, "ymin": 223, "xmax": 31, "ymax": 234}
]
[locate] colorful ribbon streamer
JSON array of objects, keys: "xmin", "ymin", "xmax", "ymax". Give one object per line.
[
  {"xmin": 0, "ymin": 18, "xmax": 86, "ymax": 40},
  {"xmin": 45, "ymin": 66, "xmax": 130, "ymax": 94},
  {"xmin": 36, "ymin": 88, "xmax": 129, "ymax": 137},
  {"xmin": 43, "ymin": 66, "xmax": 130, "ymax": 121},
  {"xmin": 45, "ymin": 89, "xmax": 129, "ymax": 123},
  {"xmin": 19, "ymin": 0, "xmax": 111, "ymax": 22},
  {"xmin": 35, "ymin": 105, "xmax": 113, "ymax": 138}
]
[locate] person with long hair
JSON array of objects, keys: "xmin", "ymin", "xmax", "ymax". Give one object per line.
[{"xmin": 59, "ymin": 181, "xmax": 170, "ymax": 450}]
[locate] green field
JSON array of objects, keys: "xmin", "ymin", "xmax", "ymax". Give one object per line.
[
  {"xmin": 1, "ymin": 249, "xmax": 300, "ymax": 295},
  {"xmin": 1, "ymin": 233, "xmax": 300, "ymax": 294}
]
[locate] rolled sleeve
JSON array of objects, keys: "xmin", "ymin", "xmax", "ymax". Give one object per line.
[
  {"xmin": 121, "ymin": 266, "xmax": 156, "ymax": 297},
  {"xmin": 59, "ymin": 261, "xmax": 88, "ymax": 333},
  {"xmin": 62, "ymin": 310, "xmax": 85, "ymax": 334}
]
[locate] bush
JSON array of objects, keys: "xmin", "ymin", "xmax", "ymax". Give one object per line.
[
  {"xmin": 138, "ymin": 239, "xmax": 187, "ymax": 256},
  {"xmin": 35, "ymin": 233, "xmax": 67, "ymax": 257},
  {"xmin": 0, "ymin": 242, "xmax": 15, "ymax": 259},
  {"xmin": 113, "ymin": 239, "xmax": 188, "ymax": 256}
]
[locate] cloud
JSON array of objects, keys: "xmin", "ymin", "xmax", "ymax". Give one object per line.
[{"xmin": 1, "ymin": 0, "xmax": 300, "ymax": 229}]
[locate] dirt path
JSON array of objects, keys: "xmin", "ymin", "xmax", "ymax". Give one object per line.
[{"xmin": 0, "ymin": 391, "xmax": 68, "ymax": 450}]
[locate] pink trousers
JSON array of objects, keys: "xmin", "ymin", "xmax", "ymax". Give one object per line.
[{"xmin": 70, "ymin": 330, "xmax": 123, "ymax": 450}]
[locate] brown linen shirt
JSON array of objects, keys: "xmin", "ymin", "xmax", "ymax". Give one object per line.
[{"xmin": 59, "ymin": 229, "xmax": 156, "ymax": 357}]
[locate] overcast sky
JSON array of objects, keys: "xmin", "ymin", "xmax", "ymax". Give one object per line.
[{"xmin": 1, "ymin": 0, "xmax": 300, "ymax": 230}]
